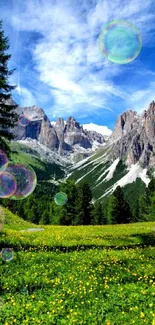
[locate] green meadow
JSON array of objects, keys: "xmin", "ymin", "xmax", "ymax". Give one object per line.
[{"xmin": 0, "ymin": 208, "xmax": 155, "ymax": 325}]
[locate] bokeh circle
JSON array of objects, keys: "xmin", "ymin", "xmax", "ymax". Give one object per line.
[
  {"xmin": 98, "ymin": 20, "xmax": 142, "ymax": 64},
  {"xmin": 5, "ymin": 163, "xmax": 37, "ymax": 200},
  {"xmin": 0, "ymin": 172, "xmax": 17, "ymax": 198},
  {"xmin": 1, "ymin": 248, "xmax": 13, "ymax": 262},
  {"xmin": 18, "ymin": 114, "xmax": 30, "ymax": 127},
  {"xmin": 54, "ymin": 192, "xmax": 68, "ymax": 206}
]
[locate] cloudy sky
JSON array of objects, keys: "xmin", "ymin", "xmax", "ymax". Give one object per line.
[{"xmin": 1, "ymin": 0, "xmax": 155, "ymax": 132}]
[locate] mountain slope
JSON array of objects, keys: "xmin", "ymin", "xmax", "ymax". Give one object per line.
[
  {"xmin": 68, "ymin": 144, "xmax": 147, "ymax": 212},
  {"xmin": 10, "ymin": 141, "xmax": 66, "ymax": 182},
  {"xmin": 69, "ymin": 101, "xmax": 155, "ymax": 211}
]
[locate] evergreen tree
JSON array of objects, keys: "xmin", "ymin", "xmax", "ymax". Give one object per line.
[
  {"xmin": 107, "ymin": 195, "xmax": 118, "ymax": 224},
  {"xmin": 148, "ymin": 178, "xmax": 155, "ymax": 196},
  {"xmin": 0, "ymin": 20, "xmax": 18, "ymax": 155},
  {"xmin": 133, "ymin": 199, "xmax": 140, "ymax": 222},
  {"xmin": 113, "ymin": 186, "xmax": 132, "ymax": 224},
  {"xmin": 107, "ymin": 186, "xmax": 132, "ymax": 224},
  {"xmin": 138, "ymin": 192, "xmax": 150, "ymax": 221},
  {"xmin": 76, "ymin": 182, "xmax": 93, "ymax": 225},
  {"xmin": 147, "ymin": 195, "xmax": 155, "ymax": 221},
  {"xmin": 59, "ymin": 179, "xmax": 78, "ymax": 225},
  {"xmin": 51, "ymin": 180, "xmax": 79, "ymax": 225},
  {"xmin": 40, "ymin": 209, "xmax": 50, "ymax": 225},
  {"xmin": 92, "ymin": 202, "xmax": 106, "ymax": 225},
  {"xmin": 102, "ymin": 198, "xmax": 109, "ymax": 224},
  {"xmin": 49, "ymin": 201, "xmax": 62, "ymax": 225}
]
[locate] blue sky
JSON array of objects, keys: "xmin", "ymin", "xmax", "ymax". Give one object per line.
[{"xmin": 1, "ymin": 0, "xmax": 155, "ymax": 133}]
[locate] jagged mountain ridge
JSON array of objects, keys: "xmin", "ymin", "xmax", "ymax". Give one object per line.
[
  {"xmin": 108, "ymin": 101, "xmax": 155, "ymax": 169},
  {"xmin": 13, "ymin": 106, "xmax": 105, "ymax": 155},
  {"xmin": 69, "ymin": 101, "xmax": 155, "ymax": 210},
  {"xmin": 11, "ymin": 103, "xmax": 107, "ymax": 162}
]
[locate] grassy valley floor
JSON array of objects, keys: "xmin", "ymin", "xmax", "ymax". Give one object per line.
[{"xmin": 0, "ymin": 208, "xmax": 155, "ymax": 325}]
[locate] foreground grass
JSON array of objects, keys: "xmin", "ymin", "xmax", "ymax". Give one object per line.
[{"xmin": 0, "ymin": 208, "xmax": 155, "ymax": 324}]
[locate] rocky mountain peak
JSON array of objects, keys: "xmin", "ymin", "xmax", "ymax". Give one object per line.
[
  {"xmin": 10, "ymin": 102, "xmax": 105, "ymax": 160},
  {"xmin": 148, "ymin": 100, "xmax": 155, "ymax": 110},
  {"xmin": 65, "ymin": 116, "xmax": 82, "ymax": 132},
  {"xmin": 110, "ymin": 109, "xmax": 139, "ymax": 142},
  {"xmin": 55, "ymin": 117, "xmax": 65, "ymax": 129},
  {"xmin": 108, "ymin": 100, "xmax": 155, "ymax": 169},
  {"xmin": 18, "ymin": 105, "xmax": 45, "ymax": 120}
]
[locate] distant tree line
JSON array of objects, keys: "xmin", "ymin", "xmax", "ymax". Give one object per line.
[{"xmin": 1, "ymin": 178, "xmax": 155, "ymax": 225}]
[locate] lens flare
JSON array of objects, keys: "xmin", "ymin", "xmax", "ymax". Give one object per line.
[{"xmin": 98, "ymin": 20, "xmax": 142, "ymax": 64}]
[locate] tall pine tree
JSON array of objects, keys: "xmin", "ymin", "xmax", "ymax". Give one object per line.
[
  {"xmin": 76, "ymin": 183, "xmax": 93, "ymax": 225},
  {"xmin": 148, "ymin": 178, "xmax": 155, "ymax": 195},
  {"xmin": 107, "ymin": 195, "xmax": 118, "ymax": 224},
  {"xmin": 133, "ymin": 199, "xmax": 140, "ymax": 222},
  {"xmin": 108, "ymin": 186, "xmax": 132, "ymax": 224},
  {"xmin": 0, "ymin": 20, "xmax": 18, "ymax": 155},
  {"xmin": 92, "ymin": 202, "xmax": 107, "ymax": 225},
  {"xmin": 59, "ymin": 179, "xmax": 78, "ymax": 225},
  {"xmin": 138, "ymin": 191, "xmax": 150, "ymax": 221},
  {"xmin": 147, "ymin": 195, "xmax": 155, "ymax": 221},
  {"xmin": 113, "ymin": 186, "xmax": 132, "ymax": 224}
]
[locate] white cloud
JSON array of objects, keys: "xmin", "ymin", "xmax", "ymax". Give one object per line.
[
  {"xmin": 128, "ymin": 81, "xmax": 155, "ymax": 113},
  {"xmin": 8, "ymin": 0, "xmax": 155, "ymax": 117},
  {"xmin": 83, "ymin": 123, "xmax": 112, "ymax": 136},
  {"xmin": 131, "ymin": 89, "xmax": 151, "ymax": 102},
  {"xmin": 15, "ymin": 87, "xmax": 37, "ymax": 107}
]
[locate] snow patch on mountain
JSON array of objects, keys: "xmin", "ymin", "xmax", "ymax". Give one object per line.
[
  {"xmin": 139, "ymin": 169, "xmax": 150, "ymax": 186},
  {"xmin": 97, "ymin": 162, "xmax": 150, "ymax": 201},
  {"xmin": 104, "ymin": 158, "xmax": 120, "ymax": 181}
]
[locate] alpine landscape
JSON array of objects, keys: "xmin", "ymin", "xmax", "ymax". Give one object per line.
[{"xmin": 0, "ymin": 0, "xmax": 155, "ymax": 324}]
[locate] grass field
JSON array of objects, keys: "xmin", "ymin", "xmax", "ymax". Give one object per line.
[{"xmin": 0, "ymin": 207, "xmax": 155, "ymax": 325}]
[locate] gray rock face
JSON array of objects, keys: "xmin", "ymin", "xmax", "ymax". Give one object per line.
[
  {"xmin": 12, "ymin": 106, "xmax": 59, "ymax": 151},
  {"xmin": 85, "ymin": 129, "xmax": 104, "ymax": 144},
  {"xmin": 54, "ymin": 118, "xmax": 65, "ymax": 155},
  {"xmin": 64, "ymin": 117, "xmax": 91, "ymax": 148},
  {"xmin": 109, "ymin": 110, "xmax": 139, "ymax": 142},
  {"xmin": 11, "ymin": 104, "xmax": 105, "ymax": 156},
  {"xmin": 109, "ymin": 101, "xmax": 155, "ymax": 169},
  {"xmin": 38, "ymin": 117, "xmax": 59, "ymax": 150}
]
